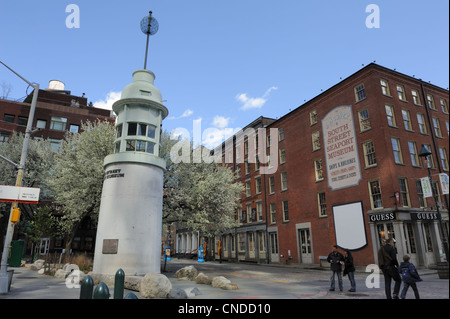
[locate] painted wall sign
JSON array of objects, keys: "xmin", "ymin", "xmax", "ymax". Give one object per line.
[{"xmin": 322, "ymin": 105, "xmax": 361, "ymax": 190}]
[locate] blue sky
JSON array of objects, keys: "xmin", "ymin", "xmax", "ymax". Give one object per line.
[{"xmin": 1, "ymin": 0, "xmax": 448, "ymax": 148}]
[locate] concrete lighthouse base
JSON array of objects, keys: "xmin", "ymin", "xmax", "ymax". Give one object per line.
[{"xmin": 93, "ymin": 161, "xmax": 163, "ymax": 276}]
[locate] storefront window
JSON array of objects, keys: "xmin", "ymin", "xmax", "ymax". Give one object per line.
[
  {"xmin": 422, "ymin": 223, "xmax": 433, "ymax": 252},
  {"xmin": 403, "ymin": 223, "xmax": 417, "ymax": 254}
]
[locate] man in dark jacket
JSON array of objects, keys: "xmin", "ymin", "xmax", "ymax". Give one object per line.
[
  {"xmin": 378, "ymin": 238, "xmax": 401, "ymax": 299},
  {"xmin": 327, "ymin": 246, "xmax": 344, "ymax": 291}
]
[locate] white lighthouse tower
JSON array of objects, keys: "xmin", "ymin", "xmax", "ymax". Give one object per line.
[{"xmin": 93, "ymin": 12, "xmax": 168, "ymax": 276}]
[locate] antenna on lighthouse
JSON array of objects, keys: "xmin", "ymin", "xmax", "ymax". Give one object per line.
[{"xmin": 140, "ymin": 11, "xmax": 159, "ymax": 69}]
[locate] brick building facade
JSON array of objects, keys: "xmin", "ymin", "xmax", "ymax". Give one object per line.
[
  {"xmin": 195, "ymin": 63, "xmax": 448, "ymax": 267},
  {"xmin": 0, "ymin": 81, "xmax": 115, "ymax": 255}
]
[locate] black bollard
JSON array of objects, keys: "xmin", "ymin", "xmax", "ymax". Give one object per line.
[
  {"xmin": 80, "ymin": 275, "xmax": 94, "ymax": 299},
  {"xmin": 114, "ymin": 268, "xmax": 125, "ymax": 299}
]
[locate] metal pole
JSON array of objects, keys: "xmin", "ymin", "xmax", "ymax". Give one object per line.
[
  {"xmin": 143, "ymin": 11, "xmax": 152, "ymax": 69},
  {"xmin": 0, "ymin": 62, "xmax": 39, "ymax": 294},
  {"xmin": 425, "ymin": 157, "xmax": 449, "ymax": 263}
]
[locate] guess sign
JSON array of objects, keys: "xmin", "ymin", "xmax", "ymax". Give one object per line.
[
  {"xmin": 411, "ymin": 212, "xmax": 438, "ymax": 220},
  {"xmin": 369, "ymin": 212, "xmax": 396, "ymax": 222}
]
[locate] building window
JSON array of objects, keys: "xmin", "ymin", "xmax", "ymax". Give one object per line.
[
  {"xmin": 246, "ymin": 203, "xmax": 252, "ymax": 223},
  {"xmin": 245, "ymin": 180, "xmax": 251, "ymax": 197},
  {"xmin": 50, "ymin": 116, "xmax": 67, "ymax": 131},
  {"xmin": 399, "ymin": 178, "xmax": 410, "ymax": 207},
  {"xmin": 416, "ymin": 113, "xmax": 427, "ymax": 134},
  {"xmin": 255, "ymin": 154, "xmax": 260, "ymax": 170},
  {"xmin": 244, "ymin": 159, "xmax": 249, "ymax": 175},
  {"xmin": 408, "ymin": 141, "xmax": 419, "ymax": 167},
  {"xmin": 282, "ymin": 200, "xmax": 289, "ymax": 222},
  {"xmin": 354, "ymin": 84, "xmax": 366, "ymax": 102},
  {"xmin": 440, "ymin": 99, "xmax": 449, "ymax": 113},
  {"xmin": 256, "ymin": 201, "xmax": 263, "ymax": 221},
  {"xmin": 278, "ymin": 128, "xmax": 284, "ymax": 141},
  {"xmin": 427, "ymin": 94, "xmax": 436, "ymax": 110},
  {"xmin": 0, "ymin": 131, "xmax": 11, "ymax": 144},
  {"xmin": 255, "ymin": 177, "xmax": 262, "ymax": 194},
  {"xmin": 235, "ymin": 164, "xmax": 241, "ymax": 178},
  {"xmin": 280, "ymin": 171, "xmax": 287, "ymax": 191},
  {"xmin": 312, "ymin": 131, "xmax": 320, "ymax": 151},
  {"xmin": 432, "ymin": 118, "xmax": 442, "ymax": 137},
  {"xmin": 369, "ymin": 180, "xmax": 383, "ymax": 209},
  {"xmin": 3, "ymin": 114, "xmax": 15, "ymax": 123},
  {"xmin": 402, "ymin": 109, "xmax": 412, "ymax": 131},
  {"xmin": 396, "ymin": 85, "xmax": 406, "ymax": 101},
  {"xmin": 412, "ymin": 90, "xmax": 421, "ymax": 105},
  {"xmin": 385, "ymin": 105, "xmax": 396, "ymax": 127},
  {"xmin": 36, "ymin": 119, "xmax": 47, "ymax": 129},
  {"xmin": 380, "ymin": 79, "xmax": 390, "ymax": 96},
  {"xmin": 270, "ymin": 203, "xmax": 276, "ymax": 224},
  {"xmin": 268, "ymin": 176, "xmax": 275, "ymax": 194},
  {"xmin": 358, "ymin": 109, "xmax": 371, "ymax": 132},
  {"xmin": 244, "ymin": 139, "xmax": 249, "ymax": 155},
  {"xmin": 318, "ymin": 192, "xmax": 327, "ymax": 217},
  {"xmin": 363, "ymin": 140, "xmax": 377, "ymax": 167},
  {"xmin": 18, "ymin": 116, "xmax": 28, "ymax": 126},
  {"xmin": 391, "ymin": 137, "xmax": 403, "ymax": 164},
  {"xmin": 314, "ymin": 158, "xmax": 324, "ymax": 181},
  {"xmin": 439, "ymin": 147, "xmax": 449, "ymax": 171},
  {"xmin": 279, "ymin": 147, "xmax": 286, "ymax": 164},
  {"xmin": 49, "ymin": 138, "xmax": 62, "ymax": 152},
  {"xmin": 69, "ymin": 124, "xmax": 79, "ymax": 133},
  {"xmin": 416, "ymin": 180, "xmax": 427, "ymax": 208},
  {"xmin": 114, "ymin": 141, "xmax": 121, "ymax": 153},
  {"xmin": 310, "ymin": 110, "xmax": 318, "ymax": 125}
]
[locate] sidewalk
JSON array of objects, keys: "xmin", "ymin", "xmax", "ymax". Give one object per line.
[{"xmin": 0, "ymin": 259, "xmax": 448, "ymax": 300}]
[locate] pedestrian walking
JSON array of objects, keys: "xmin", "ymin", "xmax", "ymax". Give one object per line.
[
  {"xmin": 398, "ymin": 255, "xmax": 422, "ymax": 299},
  {"xmin": 343, "ymin": 249, "xmax": 356, "ymax": 292},
  {"xmin": 378, "ymin": 238, "xmax": 401, "ymax": 299},
  {"xmin": 327, "ymin": 245, "xmax": 344, "ymax": 291}
]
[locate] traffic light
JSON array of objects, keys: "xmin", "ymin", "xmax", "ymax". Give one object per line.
[{"xmin": 11, "ymin": 207, "xmax": 21, "ymax": 224}]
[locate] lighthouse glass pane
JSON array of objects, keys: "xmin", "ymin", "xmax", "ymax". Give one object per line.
[
  {"xmin": 138, "ymin": 124, "xmax": 147, "ymax": 136},
  {"xmin": 128, "ymin": 123, "xmax": 137, "ymax": 135},
  {"xmin": 147, "ymin": 125, "xmax": 156, "ymax": 139},
  {"xmin": 126, "ymin": 140, "xmax": 136, "ymax": 151},
  {"xmin": 136, "ymin": 140, "xmax": 146, "ymax": 152},
  {"xmin": 116, "ymin": 124, "xmax": 122, "ymax": 138},
  {"xmin": 146, "ymin": 142, "xmax": 155, "ymax": 154}
]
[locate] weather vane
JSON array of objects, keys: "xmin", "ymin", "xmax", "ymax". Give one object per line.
[{"xmin": 140, "ymin": 11, "xmax": 159, "ymax": 69}]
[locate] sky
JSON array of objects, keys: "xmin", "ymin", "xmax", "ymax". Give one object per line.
[{"xmin": 1, "ymin": 0, "xmax": 449, "ymax": 148}]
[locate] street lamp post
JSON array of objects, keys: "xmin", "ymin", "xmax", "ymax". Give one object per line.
[
  {"xmin": 0, "ymin": 61, "xmax": 39, "ymax": 294},
  {"xmin": 419, "ymin": 145, "xmax": 449, "ymax": 264}
]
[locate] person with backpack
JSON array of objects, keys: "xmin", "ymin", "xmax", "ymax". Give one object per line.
[
  {"xmin": 398, "ymin": 254, "xmax": 422, "ymax": 299},
  {"xmin": 377, "ymin": 238, "xmax": 402, "ymax": 299}
]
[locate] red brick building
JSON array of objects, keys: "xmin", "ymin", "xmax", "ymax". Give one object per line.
[
  {"xmin": 0, "ymin": 81, "xmax": 115, "ymax": 255},
  {"xmin": 1, "ymin": 80, "xmax": 113, "ymax": 148},
  {"xmin": 213, "ymin": 63, "xmax": 449, "ymax": 267}
]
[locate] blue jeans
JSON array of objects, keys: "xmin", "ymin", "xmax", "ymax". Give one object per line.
[
  {"xmin": 347, "ymin": 271, "xmax": 356, "ymax": 291},
  {"xmin": 330, "ymin": 270, "xmax": 343, "ymax": 290}
]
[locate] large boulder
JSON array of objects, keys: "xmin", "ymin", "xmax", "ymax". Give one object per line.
[
  {"xmin": 168, "ymin": 288, "xmax": 188, "ymax": 299},
  {"xmin": 175, "ymin": 265, "xmax": 198, "ymax": 280},
  {"xmin": 139, "ymin": 273, "xmax": 172, "ymax": 298},
  {"xmin": 195, "ymin": 272, "xmax": 211, "ymax": 285},
  {"xmin": 30, "ymin": 259, "xmax": 45, "ymax": 270},
  {"xmin": 211, "ymin": 276, "xmax": 238, "ymax": 290}
]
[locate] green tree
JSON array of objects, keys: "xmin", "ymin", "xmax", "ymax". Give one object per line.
[
  {"xmin": 46, "ymin": 120, "xmax": 115, "ymax": 254},
  {"xmin": 162, "ymin": 132, "xmax": 243, "ymax": 237}
]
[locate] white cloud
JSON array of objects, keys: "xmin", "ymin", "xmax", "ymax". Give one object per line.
[
  {"xmin": 168, "ymin": 108, "xmax": 194, "ymax": 120},
  {"xmin": 236, "ymin": 86, "xmax": 278, "ymax": 110},
  {"xmin": 93, "ymin": 91, "xmax": 121, "ymax": 110},
  {"xmin": 181, "ymin": 109, "xmax": 193, "ymax": 118},
  {"xmin": 212, "ymin": 115, "xmax": 230, "ymax": 128}
]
